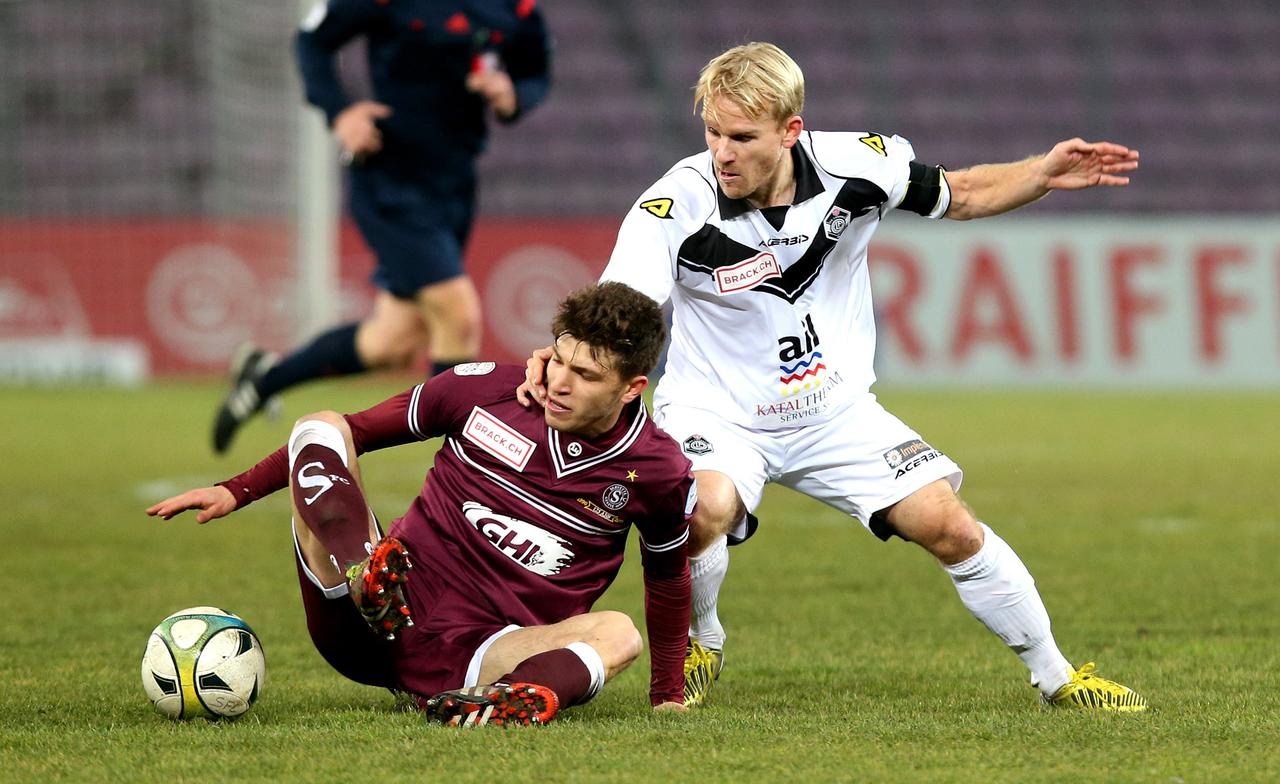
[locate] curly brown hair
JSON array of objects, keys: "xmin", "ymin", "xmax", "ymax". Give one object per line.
[{"xmin": 551, "ymin": 282, "xmax": 666, "ymax": 379}]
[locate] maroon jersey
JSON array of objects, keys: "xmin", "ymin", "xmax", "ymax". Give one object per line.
[{"xmin": 221, "ymin": 364, "xmax": 694, "ymax": 705}]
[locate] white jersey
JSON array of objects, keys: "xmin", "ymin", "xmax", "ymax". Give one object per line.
[{"xmin": 602, "ymin": 130, "xmax": 950, "ymax": 430}]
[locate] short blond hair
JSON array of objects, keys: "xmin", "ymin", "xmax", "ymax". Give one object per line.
[{"xmin": 694, "ymin": 42, "xmax": 805, "ymax": 126}]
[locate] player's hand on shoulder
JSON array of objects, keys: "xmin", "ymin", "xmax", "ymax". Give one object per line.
[
  {"xmin": 333, "ymin": 100, "xmax": 392, "ymax": 161},
  {"xmin": 515, "ymin": 345, "xmax": 553, "ymax": 408},
  {"xmin": 146, "ymin": 486, "xmax": 236, "ymax": 525}
]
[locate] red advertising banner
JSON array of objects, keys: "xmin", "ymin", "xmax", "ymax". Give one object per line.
[
  {"xmin": 2, "ymin": 217, "xmax": 1276, "ymax": 386},
  {"xmin": 0, "ymin": 219, "xmax": 613, "ymax": 378}
]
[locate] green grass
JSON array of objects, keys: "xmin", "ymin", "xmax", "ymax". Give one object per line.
[{"xmin": 3, "ymin": 379, "xmax": 1278, "ymax": 782}]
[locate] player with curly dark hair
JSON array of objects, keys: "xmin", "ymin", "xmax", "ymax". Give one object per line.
[{"xmin": 150, "ymin": 282, "xmax": 697, "ymax": 726}]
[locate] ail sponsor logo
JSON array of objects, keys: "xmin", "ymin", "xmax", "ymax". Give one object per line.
[
  {"xmin": 714, "ymin": 251, "xmax": 781, "ymax": 294},
  {"xmin": 462, "ymin": 501, "xmax": 574, "ymax": 576},
  {"xmin": 463, "ymin": 407, "xmax": 536, "ymax": 471}
]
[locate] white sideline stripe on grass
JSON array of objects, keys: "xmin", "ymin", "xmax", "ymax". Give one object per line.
[
  {"xmin": 1135, "ymin": 516, "xmax": 1201, "ymax": 533},
  {"xmin": 134, "ymin": 477, "xmax": 224, "ymax": 502},
  {"xmin": 136, "ymin": 479, "xmax": 400, "ymax": 518}
]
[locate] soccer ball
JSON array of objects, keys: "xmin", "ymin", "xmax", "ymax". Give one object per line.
[{"xmin": 140, "ymin": 606, "xmax": 265, "ymax": 720}]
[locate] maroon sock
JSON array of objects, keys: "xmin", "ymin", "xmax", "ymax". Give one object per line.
[
  {"xmin": 498, "ymin": 648, "xmax": 592, "ymax": 707},
  {"xmin": 290, "ymin": 443, "xmax": 372, "ymax": 569}
]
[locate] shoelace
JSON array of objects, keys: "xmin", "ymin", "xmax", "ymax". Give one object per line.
[
  {"xmin": 1075, "ymin": 662, "xmax": 1100, "ymax": 680},
  {"xmin": 1072, "ymin": 662, "xmax": 1135, "ymax": 698},
  {"xmin": 685, "ymin": 644, "xmax": 714, "ymax": 674}
]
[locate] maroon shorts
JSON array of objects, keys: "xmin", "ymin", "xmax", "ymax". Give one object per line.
[{"xmin": 294, "ymin": 539, "xmax": 515, "ymax": 698}]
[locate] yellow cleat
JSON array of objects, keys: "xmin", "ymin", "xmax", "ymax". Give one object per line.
[
  {"xmin": 683, "ymin": 639, "xmax": 724, "ymax": 707},
  {"xmin": 1043, "ymin": 662, "xmax": 1148, "ymax": 712}
]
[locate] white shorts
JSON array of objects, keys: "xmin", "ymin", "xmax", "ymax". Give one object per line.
[{"xmin": 655, "ymin": 393, "xmax": 963, "ymax": 540}]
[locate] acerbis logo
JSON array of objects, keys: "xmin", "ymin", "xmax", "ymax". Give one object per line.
[
  {"xmin": 682, "ymin": 435, "xmax": 713, "ymax": 455},
  {"xmin": 758, "ymin": 234, "xmax": 809, "ymax": 248},
  {"xmin": 462, "ymin": 501, "xmax": 575, "ymax": 576},
  {"xmin": 639, "ymin": 198, "xmax": 674, "ymax": 219},
  {"xmin": 824, "ymin": 206, "xmax": 852, "ymax": 241},
  {"xmin": 859, "ymin": 133, "xmax": 887, "ymax": 156}
]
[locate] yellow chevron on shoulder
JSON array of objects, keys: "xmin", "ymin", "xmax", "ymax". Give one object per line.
[
  {"xmin": 859, "ymin": 134, "xmax": 887, "ymax": 156},
  {"xmin": 639, "ymin": 197, "xmax": 674, "ymax": 219}
]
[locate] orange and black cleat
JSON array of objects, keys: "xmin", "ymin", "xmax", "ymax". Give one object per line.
[
  {"xmin": 422, "ymin": 683, "xmax": 559, "ymax": 728},
  {"xmin": 345, "ymin": 537, "xmax": 414, "ymax": 640}
]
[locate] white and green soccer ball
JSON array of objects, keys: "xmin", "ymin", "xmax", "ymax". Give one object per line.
[{"xmin": 141, "ymin": 606, "xmax": 265, "ymax": 720}]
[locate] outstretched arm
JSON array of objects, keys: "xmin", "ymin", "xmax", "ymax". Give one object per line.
[
  {"xmin": 146, "ymin": 486, "xmax": 237, "ymax": 524},
  {"xmin": 153, "ymin": 383, "xmax": 437, "ymax": 524},
  {"xmin": 944, "ymin": 138, "xmax": 1139, "ymax": 221}
]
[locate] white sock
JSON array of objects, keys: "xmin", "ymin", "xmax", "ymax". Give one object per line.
[
  {"xmin": 944, "ymin": 523, "xmax": 1072, "ymax": 695},
  {"xmin": 688, "ymin": 534, "xmax": 729, "ymax": 650},
  {"xmin": 288, "ymin": 419, "xmax": 349, "ymax": 469},
  {"xmin": 565, "ymin": 641, "xmax": 607, "ymax": 704}
]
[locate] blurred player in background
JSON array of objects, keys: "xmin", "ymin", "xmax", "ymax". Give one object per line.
[
  {"xmin": 521, "ymin": 42, "xmax": 1148, "ymax": 711},
  {"xmin": 212, "ymin": 0, "xmax": 552, "ymax": 454},
  {"xmin": 155, "ymin": 283, "xmax": 695, "ymax": 726}
]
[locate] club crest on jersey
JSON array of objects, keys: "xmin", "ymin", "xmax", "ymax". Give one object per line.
[
  {"xmin": 713, "ymin": 251, "xmax": 781, "ymax": 294},
  {"xmin": 824, "ymin": 206, "xmax": 852, "ymax": 241},
  {"xmin": 462, "ymin": 502, "xmax": 574, "ymax": 576},
  {"xmin": 601, "ymin": 483, "xmax": 630, "ymax": 511},
  {"xmin": 682, "ymin": 435, "xmax": 713, "ymax": 455},
  {"xmin": 463, "ymin": 406, "xmax": 536, "ymax": 471},
  {"xmin": 453, "ymin": 361, "xmax": 496, "ymax": 376}
]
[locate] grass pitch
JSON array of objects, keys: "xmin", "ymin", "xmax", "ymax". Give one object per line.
[{"xmin": 2, "ymin": 378, "xmax": 1277, "ymax": 782}]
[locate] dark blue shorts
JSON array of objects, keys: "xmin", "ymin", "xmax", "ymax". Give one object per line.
[{"xmin": 348, "ymin": 166, "xmax": 476, "ymax": 299}]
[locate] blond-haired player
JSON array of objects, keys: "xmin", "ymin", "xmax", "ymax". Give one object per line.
[{"xmin": 523, "ymin": 42, "xmax": 1146, "ymax": 711}]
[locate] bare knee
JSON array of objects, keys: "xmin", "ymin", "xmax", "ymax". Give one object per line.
[
  {"xmin": 884, "ymin": 481, "xmax": 983, "ymax": 565},
  {"xmin": 295, "ymin": 410, "xmax": 349, "ymax": 436},
  {"xmin": 591, "ymin": 610, "xmax": 643, "ymax": 672},
  {"xmin": 925, "ymin": 511, "xmax": 983, "ymax": 564},
  {"xmin": 688, "ymin": 472, "xmax": 744, "ymax": 555},
  {"xmin": 418, "ymin": 277, "xmax": 482, "ymax": 358},
  {"xmin": 357, "ymin": 320, "xmax": 428, "ymax": 369},
  {"xmin": 899, "ymin": 504, "xmax": 983, "ymax": 565}
]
